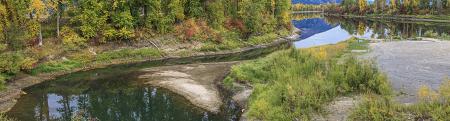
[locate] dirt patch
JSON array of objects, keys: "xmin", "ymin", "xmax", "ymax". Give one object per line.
[
  {"xmin": 312, "ymin": 96, "xmax": 361, "ymax": 121},
  {"xmin": 138, "ymin": 62, "xmax": 239, "ymax": 113},
  {"xmin": 367, "ymin": 41, "xmax": 450, "ymax": 103}
]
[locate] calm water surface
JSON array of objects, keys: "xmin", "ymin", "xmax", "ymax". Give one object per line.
[{"xmin": 292, "ymin": 14, "xmax": 450, "ymax": 48}]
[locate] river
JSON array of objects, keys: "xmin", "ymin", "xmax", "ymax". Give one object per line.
[{"xmin": 6, "ymin": 14, "xmax": 450, "ymax": 121}]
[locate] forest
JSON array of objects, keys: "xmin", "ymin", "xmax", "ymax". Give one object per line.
[{"xmin": 0, "ymin": 0, "xmax": 291, "ymax": 89}]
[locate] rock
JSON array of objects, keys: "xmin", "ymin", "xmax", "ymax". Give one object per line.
[{"xmin": 232, "ymin": 88, "xmax": 253, "ymax": 108}]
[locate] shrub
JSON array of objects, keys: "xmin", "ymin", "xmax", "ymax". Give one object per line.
[
  {"xmin": 248, "ymin": 33, "xmax": 278, "ymax": 45},
  {"xmin": 175, "ymin": 19, "xmax": 220, "ymax": 42},
  {"xmin": 0, "ymin": 52, "xmax": 36, "ymax": 74},
  {"xmin": 102, "ymin": 27, "xmax": 135, "ymax": 42},
  {"xmin": 424, "ymin": 30, "xmax": 439, "ymax": 38},
  {"xmin": 61, "ymin": 27, "xmax": 87, "ymax": 50}
]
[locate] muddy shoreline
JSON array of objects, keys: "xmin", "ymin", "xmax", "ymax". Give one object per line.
[{"xmin": 0, "ymin": 36, "xmax": 294, "ymax": 113}]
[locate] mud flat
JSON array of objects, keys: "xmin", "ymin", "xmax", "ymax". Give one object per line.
[
  {"xmin": 367, "ymin": 41, "xmax": 450, "ymax": 103},
  {"xmin": 138, "ymin": 62, "xmax": 239, "ymax": 113}
]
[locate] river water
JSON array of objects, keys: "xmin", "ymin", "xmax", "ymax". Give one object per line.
[
  {"xmin": 293, "ymin": 14, "xmax": 450, "ymax": 48},
  {"xmin": 6, "ymin": 14, "xmax": 450, "ymax": 121}
]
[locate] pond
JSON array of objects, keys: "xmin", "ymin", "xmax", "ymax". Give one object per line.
[{"xmin": 292, "ymin": 14, "xmax": 450, "ymax": 48}]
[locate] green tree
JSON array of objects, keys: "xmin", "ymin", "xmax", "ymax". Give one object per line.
[
  {"xmin": 186, "ymin": 0, "xmax": 204, "ymax": 18},
  {"xmin": 275, "ymin": 0, "xmax": 291, "ymax": 29},
  {"xmin": 73, "ymin": 0, "xmax": 107, "ymax": 39},
  {"xmin": 206, "ymin": 0, "xmax": 225, "ymax": 29},
  {"xmin": 168, "ymin": 0, "xmax": 185, "ymax": 22},
  {"xmin": 0, "ymin": 3, "xmax": 8, "ymax": 43},
  {"xmin": 420, "ymin": 0, "xmax": 430, "ymax": 9},
  {"xmin": 30, "ymin": 0, "xmax": 47, "ymax": 46}
]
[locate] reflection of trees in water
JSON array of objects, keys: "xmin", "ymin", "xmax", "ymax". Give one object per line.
[
  {"xmin": 291, "ymin": 14, "xmax": 449, "ymax": 39},
  {"xmin": 24, "ymin": 86, "xmax": 214, "ymax": 121},
  {"xmin": 291, "ymin": 13, "xmax": 323, "ymax": 21},
  {"xmin": 325, "ymin": 16, "xmax": 450, "ymax": 39}
]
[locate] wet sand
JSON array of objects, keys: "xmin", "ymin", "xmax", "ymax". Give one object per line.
[{"xmin": 138, "ymin": 62, "xmax": 239, "ymax": 113}]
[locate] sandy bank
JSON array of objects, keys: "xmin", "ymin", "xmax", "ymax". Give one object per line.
[{"xmin": 138, "ymin": 62, "xmax": 239, "ymax": 113}]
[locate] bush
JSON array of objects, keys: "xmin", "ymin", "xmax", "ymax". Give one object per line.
[
  {"xmin": 0, "ymin": 52, "xmax": 36, "ymax": 74},
  {"xmin": 175, "ymin": 19, "xmax": 220, "ymax": 42},
  {"xmin": 61, "ymin": 27, "xmax": 87, "ymax": 50},
  {"xmin": 424, "ymin": 30, "xmax": 439, "ymax": 38},
  {"xmin": 248, "ymin": 33, "xmax": 278, "ymax": 45}
]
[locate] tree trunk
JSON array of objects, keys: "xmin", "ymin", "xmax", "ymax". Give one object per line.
[
  {"xmin": 57, "ymin": 10, "xmax": 60, "ymax": 37},
  {"xmin": 38, "ymin": 24, "xmax": 43, "ymax": 46}
]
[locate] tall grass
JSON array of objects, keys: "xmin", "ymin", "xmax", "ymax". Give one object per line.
[{"xmin": 225, "ymin": 41, "xmax": 390, "ymax": 120}]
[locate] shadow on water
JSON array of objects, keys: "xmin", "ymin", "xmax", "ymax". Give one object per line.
[
  {"xmin": 6, "ymin": 42, "xmax": 291, "ymax": 121},
  {"xmin": 292, "ymin": 13, "xmax": 450, "ymax": 48}
]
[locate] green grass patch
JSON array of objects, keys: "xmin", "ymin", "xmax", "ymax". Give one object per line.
[
  {"xmin": 225, "ymin": 40, "xmax": 391, "ymax": 120},
  {"xmin": 348, "ymin": 38, "xmax": 369, "ymax": 50},
  {"xmin": 31, "ymin": 60, "xmax": 84, "ymax": 74},
  {"xmin": 96, "ymin": 48, "xmax": 162, "ymax": 62}
]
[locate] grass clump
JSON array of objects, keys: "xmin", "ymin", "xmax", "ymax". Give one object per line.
[
  {"xmin": 225, "ymin": 41, "xmax": 390, "ymax": 120},
  {"xmin": 96, "ymin": 48, "xmax": 162, "ymax": 62},
  {"xmin": 349, "ymin": 80, "xmax": 450, "ymax": 121},
  {"xmin": 31, "ymin": 60, "xmax": 84, "ymax": 74}
]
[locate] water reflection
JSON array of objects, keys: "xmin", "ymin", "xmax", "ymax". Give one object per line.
[
  {"xmin": 292, "ymin": 14, "xmax": 450, "ymax": 48},
  {"xmin": 7, "ymin": 72, "xmax": 239, "ymax": 121}
]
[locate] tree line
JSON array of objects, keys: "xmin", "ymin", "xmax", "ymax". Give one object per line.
[
  {"xmin": 0, "ymin": 0, "xmax": 291, "ymax": 51},
  {"xmin": 324, "ymin": 0, "xmax": 450, "ymax": 15}
]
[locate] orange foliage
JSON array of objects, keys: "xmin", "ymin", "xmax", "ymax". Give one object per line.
[
  {"xmin": 175, "ymin": 19, "xmax": 221, "ymax": 42},
  {"xmin": 224, "ymin": 18, "xmax": 246, "ymax": 33}
]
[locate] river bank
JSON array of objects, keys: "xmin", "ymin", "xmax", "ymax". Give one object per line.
[
  {"xmin": 0, "ymin": 35, "xmax": 295, "ymax": 113},
  {"xmin": 325, "ymin": 14, "xmax": 450, "ymax": 23}
]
